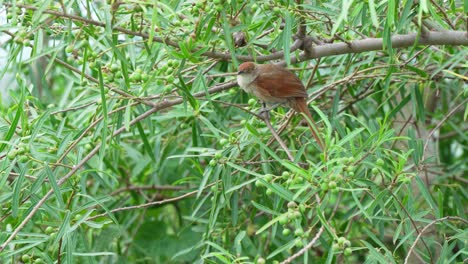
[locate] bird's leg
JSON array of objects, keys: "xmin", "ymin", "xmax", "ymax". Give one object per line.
[
  {"xmin": 258, "ymin": 102, "xmax": 282, "ymax": 116},
  {"xmin": 260, "ymin": 102, "xmax": 270, "ymax": 120}
]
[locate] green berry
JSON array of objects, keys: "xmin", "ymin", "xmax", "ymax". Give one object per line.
[
  {"xmin": 219, "ymin": 138, "xmax": 228, "ymax": 146},
  {"xmin": 165, "ymin": 67, "xmax": 174, "ymax": 75},
  {"xmin": 255, "ymin": 180, "xmax": 262, "ymax": 187},
  {"xmin": 332, "ymin": 243, "xmax": 340, "ymax": 251},
  {"xmin": 282, "ymin": 228, "xmax": 291, "ymax": 236},
  {"xmin": 7, "ymin": 150, "xmax": 17, "ymax": 160},
  {"xmin": 209, "ymin": 159, "xmax": 217, "ymax": 167},
  {"xmin": 299, "ymin": 204, "xmax": 306, "ymax": 213},
  {"xmin": 264, "ymin": 174, "xmax": 273, "ymax": 182},
  {"xmin": 294, "ymin": 228, "xmax": 304, "ymax": 237},
  {"xmin": 18, "ymin": 155, "xmax": 28, "ymax": 163},
  {"xmin": 279, "ymin": 215, "xmax": 288, "ymax": 225},
  {"xmin": 293, "ymin": 210, "xmax": 301, "ymax": 219},
  {"xmin": 21, "ymin": 254, "xmax": 31, "ymax": 262},
  {"xmin": 376, "ymin": 158, "xmax": 385, "ymax": 166},
  {"xmin": 65, "ymin": 44, "xmax": 74, "ymax": 53},
  {"xmin": 74, "ymin": 214, "xmax": 82, "ymax": 221},
  {"xmin": 295, "ymin": 238, "xmax": 303, "ymax": 247},
  {"xmin": 45, "ymin": 226, "xmax": 54, "ymax": 234},
  {"xmin": 344, "ymin": 247, "xmax": 352, "ymax": 256},
  {"xmin": 294, "ymin": 176, "xmax": 304, "ymax": 183},
  {"xmin": 344, "ymin": 239, "xmax": 351, "ymax": 248},
  {"xmin": 110, "ymin": 63, "xmax": 119, "ymax": 72},
  {"xmin": 338, "ymin": 237, "xmax": 346, "ymax": 246},
  {"xmin": 320, "ymin": 182, "xmax": 329, "ymax": 191},
  {"xmin": 229, "ymin": 88, "xmax": 237, "ymax": 95},
  {"xmin": 166, "ymin": 75, "xmax": 175, "ymax": 83}
]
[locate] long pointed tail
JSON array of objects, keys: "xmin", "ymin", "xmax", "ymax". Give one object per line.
[{"xmin": 290, "ymin": 97, "xmax": 325, "ymax": 151}]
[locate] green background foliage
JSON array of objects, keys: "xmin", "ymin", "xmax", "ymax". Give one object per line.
[{"xmin": 0, "ymin": 0, "xmax": 466, "ymax": 263}]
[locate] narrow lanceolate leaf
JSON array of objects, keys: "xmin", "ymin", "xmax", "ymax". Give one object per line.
[
  {"xmin": 283, "ymin": 12, "xmax": 293, "ymax": 65},
  {"xmin": 415, "ymin": 176, "xmax": 440, "ymax": 217},
  {"xmin": 45, "ymin": 163, "xmax": 65, "ymax": 207},
  {"xmin": 368, "ymin": 0, "xmax": 379, "ymax": 28},
  {"xmin": 12, "ymin": 166, "xmax": 27, "ymax": 218},
  {"xmin": 0, "ymin": 91, "xmax": 23, "ymax": 153}
]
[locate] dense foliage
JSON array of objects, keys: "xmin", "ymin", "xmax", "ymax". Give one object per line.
[{"xmin": 0, "ymin": 0, "xmax": 466, "ymax": 263}]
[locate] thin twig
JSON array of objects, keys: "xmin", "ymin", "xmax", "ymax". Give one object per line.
[
  {"xmin": 87, "ymin": 182, "xmax": 216, "ymax": 221},
  {"xmin": 404, "ymin": 216, "xmax": 468, "ymax": 264},
  {"xmin": 262, "ymin": 106, "xmax": 295, "ymax": 162},
  {"xmin": 423, "ymin": 97, "xmax": 468, "ymax": 154}
]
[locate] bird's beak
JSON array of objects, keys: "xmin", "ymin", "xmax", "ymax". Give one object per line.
[{"xmin": 237, "ymin": 70, "xmax": 243, "ymax": 75}]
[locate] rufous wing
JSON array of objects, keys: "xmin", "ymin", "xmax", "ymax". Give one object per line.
[{"xmin": 255, "ymin": 65, "xmax": 308, "ymax": 98}]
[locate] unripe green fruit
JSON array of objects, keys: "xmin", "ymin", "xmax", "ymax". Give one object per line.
[
  {"xmin": 65, "ymin": 44, "xmax": 74, "ymax": 53},
  {"xmin": 45, "ymin": 226, "xmax": 54, "ymax": 234},
  {"xmin": 209, "ymin": 159, "xmax": 217, "ymax": 167},
  {"xmin": 294, "ymin": 228, "xmax": 304, "ymax": 236},
  {"xmin": 278, "ymin": 215, "xmax": 288, "ymax": 225},
  {"xmin": 344, "ymin": 247, "xmax": 352, "ymax": 256},
  {"xmin": 21, "ymin": 254, "xmax": 30, "ymax": 262},
  {"xmin": 376, "ymin": 158, "xmax": 384, "ymax": 166},
  {"xmin": 219, "ymin": 138, "xmax": 228, "ymax": 146},
  {"xmin": 264, "ymin": 174, "xmax": 273, "ymax": 182},
  {"xmin": 295, "ymin": 238, "xmax": 303, "ymax": 247}
]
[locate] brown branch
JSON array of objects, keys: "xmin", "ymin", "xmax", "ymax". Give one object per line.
[
  {"xmin": 291, "ymin": 31, "xmax": 468, "ymax": 64},
  {"xmin": 110, "ymin": 185, "xmax": 186, "ymax": 196},
  {"xmin": 6, "ymin": 3, "xmax": 466, "ymax": 65},
  {"xmin": 87, "ymin": 182, "xmax": 216, "ymax": 221}
]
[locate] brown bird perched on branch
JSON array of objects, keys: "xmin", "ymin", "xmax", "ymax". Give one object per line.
[{"xmin": 237, "ymin": 62, "xmax": 324, "ymax": 150}]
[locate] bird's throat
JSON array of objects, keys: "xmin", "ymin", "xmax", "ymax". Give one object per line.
[{"xmin": 237, "ymin": 72, "xmax": 258, "ymax": 94}]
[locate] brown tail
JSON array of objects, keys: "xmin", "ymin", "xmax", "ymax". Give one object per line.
[{"xmin": 290, "ymin": 97, "xmax": 325, "ymax": 151}]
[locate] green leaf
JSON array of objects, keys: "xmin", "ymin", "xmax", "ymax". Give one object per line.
[
  {"xmin": 12, "ymin": 166, "xmax": 26, "ymax": 218},
  {"xmin": 45, "ymin": 163, "xmax": 65, "ymax": 207},
  {"xmin": 0, "ymin": 92, "xmax": 23, "ymax": 153},
  {"xmin": 176, "ymin": 75, "xmax": 198, "ymax": 110},
  {"xmin": 415, "ymin": 176, "xmax": 439, "ymax": 217},
  {"xmin": 283, "ymin": 12, "xmax": 293, "ymax": 65},
  {"xmin": 368, "ymin": 0, "xmax": 379, "ymax": 28}
]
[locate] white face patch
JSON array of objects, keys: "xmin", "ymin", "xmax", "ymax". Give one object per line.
[{"xmin": 237, "ymin": 73, "xmax": 256, "ymax": 94}]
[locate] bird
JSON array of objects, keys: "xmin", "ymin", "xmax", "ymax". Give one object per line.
[{"xmin": 237, "ymin": 62, "xmax": 324, "ymax": 150}]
